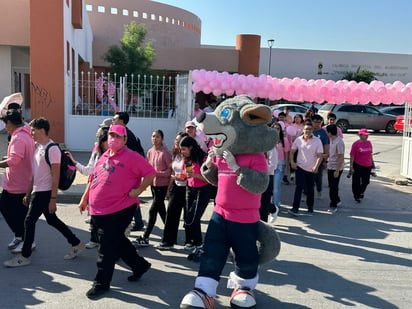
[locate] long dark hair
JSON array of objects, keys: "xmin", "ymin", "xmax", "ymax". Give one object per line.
[
  {"xmin": 273, "ymin": 123, "xmax": 285, "ymax": 148},
  {"xmin": 179, "ymin": 136, "xmax": 206, "ymax": 166},
  {"xmin": 97, "ymin": 127, "xmax": 109, "ymax": 156}
]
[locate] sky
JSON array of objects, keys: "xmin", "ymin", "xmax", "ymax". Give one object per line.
[{"xmin": 154, "ymin": 0, "xmax": 412, "ymax": 55}]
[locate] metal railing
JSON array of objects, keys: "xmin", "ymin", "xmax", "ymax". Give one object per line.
[{"xmin": 73, "ymin": 72, "xmax": 178, "ymax": 119}]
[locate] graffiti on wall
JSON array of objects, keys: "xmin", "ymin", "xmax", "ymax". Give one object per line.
[{"xmin": 30, "ymin": 82, "xmax": 55, "ymax": 111}]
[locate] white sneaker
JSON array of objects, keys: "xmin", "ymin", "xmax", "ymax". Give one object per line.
[
  {"xmin": 8, "ymin": 237, "xmax": 23, "ymax": 250},
  {"xmin": 85, "ymin": 241, "xmax": 98, "ymax": 249},
  {"xmin": 64, "ymin": 243, "xmax": 85, "ymax": 260},
  {"xmin": 4, "ymin": 254, "xmax": 31, "ymax": 267},
  {"xmin": 270, "ymin": 206, "xmax": 280, "ymax": 223},
  {"xmin": 11, "ymin": 242, "xmax": 36, "ymax": 254}
]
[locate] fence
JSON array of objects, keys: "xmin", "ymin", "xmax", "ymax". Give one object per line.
[{"xmin": 74, "ymin": 72, "xmax": 179, "ymax": 119}]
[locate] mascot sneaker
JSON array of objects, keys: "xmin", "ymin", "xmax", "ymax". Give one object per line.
[
  {"xmin": 180, "ymin": 288, "xmax": 215, "ymax": 309},
  {"xmin": 230, "ymin": 287, "xmax": 256, "ymax": 308}
]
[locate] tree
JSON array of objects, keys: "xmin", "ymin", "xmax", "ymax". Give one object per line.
[
  {"xmin": 103, "ymin": 21, "xmax": 155, "ymax": 77},
  {"xmin": 342, "ymin": 66, "xmax": 376, "ymax": 83}
]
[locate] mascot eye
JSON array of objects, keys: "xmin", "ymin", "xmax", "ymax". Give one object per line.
[{"xmin": 220, "ymin": 109, "xmax": 231, "ymax": 120}]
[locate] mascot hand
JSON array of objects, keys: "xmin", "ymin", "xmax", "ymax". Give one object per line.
[
  {"xmin": 223, "ymin": 150, "xmax": 240, "ymax": 172},
  {"xmin": 205, "ymin": 150, "xmax": 215, "ymax": 168}
]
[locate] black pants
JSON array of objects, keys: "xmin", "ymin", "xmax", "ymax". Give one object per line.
[
  {"xmin": 292, "ymin": 167, "xmax": 315, "ymax": 211},
  {"xmin": 93, "ymin": 204, "xmax": 150, "ymax": 288},
  {"xmin": 143, "ymin": 186, "xmax": 167, "ymax": 239},
  {"xmin": 0, "ymin": 190, "xmax": 28, "ymax": 239},
  {"xmin": 22, "ymin": 191, "xmax": 80, "ymax": 258},
  {"xmin": 185, "ymin": 185, "xmax": 211, "ymax": 246},
  {"xmin": 162, "ymin": 183, "xmax": 186, "ymax": 245},
  {"xmin": 327, "ymin": 169, "xmax": 343, "ymax": 207},
  {"xmin": 259, "ymin": 175, "xmax": 274, "ymax": 222},
  {"xmin": 352, "ymin": 162, "xmax": 372, "ymax": 200}
]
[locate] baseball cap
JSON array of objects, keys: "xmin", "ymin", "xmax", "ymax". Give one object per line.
[
  {"xmin": 108, "ymin": 124, "xmax": 127, "ymax": 137},
  {"xmin": 358, "ymin": 128, "xmax": 370, "ymax": 135},
  {"xmin": 185, "ymin": 121, "xmax": 197, "ymax": 128},
  {"xmin": 98, "ymin": 118, "xmax": 112, "ymax": 128}
]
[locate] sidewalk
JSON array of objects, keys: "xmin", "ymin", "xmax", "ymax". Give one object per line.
[{"xmin": 0, "ymin": 131, "xmax": 411, "ymax": 308}]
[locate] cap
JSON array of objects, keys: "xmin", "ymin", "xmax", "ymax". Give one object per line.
[
  {"xmin": 358, "ymin": 128, "xmax": 370, "ymax": 135},
  {"xmin": 185, "ymin": 121, "xmax": 197, "ymax": 128},
  {"xmin": 98, "ymin": 118, "xmax": 112, "ymax": 128},
  {"xmin": 108, "ymin": 124, "xmax": 127, "ymax": 137}
]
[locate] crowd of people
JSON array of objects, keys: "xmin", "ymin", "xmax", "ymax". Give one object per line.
[{"xmin": 0, "ymin": 100, "xmax": 376, "ymax": 302}]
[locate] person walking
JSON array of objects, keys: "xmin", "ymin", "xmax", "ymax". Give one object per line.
[
  {"xmin": 350, "ymin": 128, "xmax": 375, "ymax": 203},
  {"xmin": 4, "ymin": 117, "xmax": 84, "ymax": 267},
  {"xmin": 0, "ymin": 110, "xmax": 35, "ymax": 252},
  {"xmin": 157, "ymin": 132, "xmax": 188, "ymax": 249},
  {"xmin": 78, "ymin": 124, "xmax": 155, "ymax": 299},
  {"xmin": 134, "ymin": 130, "xmax": 172, "ymax": 247},
  {"xmin": 311, "ymin": 114, "xmax": 329, "ymax": 198},
  {"xmin": 288, "ymin": 121, "xmax": 323, "ymax": 216},
  {"xmin": 326, "ymin": 124, "xmax": 345, "ymax": 212}
]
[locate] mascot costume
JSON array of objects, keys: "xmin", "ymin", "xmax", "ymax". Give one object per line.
[{"xmin": 180, "ymin": 95, "xmax": 281, "ymax": 309}]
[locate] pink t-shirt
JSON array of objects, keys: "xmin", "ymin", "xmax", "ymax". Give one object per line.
[
  {"xmin": 350, "ymin": 140, "xmax": 373, "ymax": 167},
  {"xmin": 187, "ymin": 160, "xmax": 209, "ymax": 188},
  {"xmin": 292, "ymin": 135, "xmax": 324, "ymax": 172},
  {"xmin": 146, "ymin": 145, "xmax": 172, "ymax": 186},
  {"xmin": 33, "ymin": 141, "xmax": 61, "ymax": 192},
  {"xmin": 276, "ymin": 137, "xmax": 291, "ymax": 161},
  {"xmin": 89, "ymin": 147, "xmax": 156, "ymax": 215},
  {"xmin": 3, "ymin": 126, "xmax": 35, "ymax": 194},
  {"xmin": 214, "ymin": 153, "xmax": 267, "ymax": 223}
]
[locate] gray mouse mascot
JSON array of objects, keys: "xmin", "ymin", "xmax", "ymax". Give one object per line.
[{"xmin": 180, "ymin": 95, "xmax": 281, "ymax": 309}]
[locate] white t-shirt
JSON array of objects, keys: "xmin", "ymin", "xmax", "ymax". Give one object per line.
[
  {"xmin": 33, "ymin": 140, "xmax": 61, "ymax": 192},
  {"xmin": 292, "ymin": 135, "xmax": 323, "ymax": 172}
]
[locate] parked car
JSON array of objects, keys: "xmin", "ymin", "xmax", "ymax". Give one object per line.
[
  {"xmin": 318, "ymin": 103, "xmax": 397, "ymax": 133},
  {"xmin": 379, "ymin": 106, "xmax": 405, "ymax": 116},
  {"xmin": 394, "ymin": 114, "xmax": 412, "ymax": 132},
  {"xmin": 270, "ymin": 103, "xmax": 309, "ymax": 119}
]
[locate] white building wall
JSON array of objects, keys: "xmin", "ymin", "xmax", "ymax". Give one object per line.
[
  {"xmin": 260, "ymin": 48, "xmax": 412, "ymax": 84},
  {"xmin": 0, "ymin": 46, "xmax": 12, "ymax": 103}
]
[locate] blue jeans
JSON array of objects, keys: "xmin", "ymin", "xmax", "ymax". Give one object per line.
[
  {"xmin": 273, "ymin": 160, "xmax": 286, "ymax": 207},
  {"xmin": 199, "ymin": 212, "xmax": 259, "ymax": 281}
]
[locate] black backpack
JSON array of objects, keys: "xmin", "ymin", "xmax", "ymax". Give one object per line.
[{"xmin": 45, "ymin": 143, "xmax": 76, "ymax": 191}]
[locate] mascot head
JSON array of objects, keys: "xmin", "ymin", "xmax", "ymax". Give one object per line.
[{"xmin": 196, "ymin": 95, "xmax": 278, "ymax": 156}]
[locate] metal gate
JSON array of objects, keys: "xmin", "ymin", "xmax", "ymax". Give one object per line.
[{"xmin": 400, "ymin": 102, "xmax": 412, "ymax": 178}]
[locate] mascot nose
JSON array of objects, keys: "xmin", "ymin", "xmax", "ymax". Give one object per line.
[{"xmin": 196, "ymin": 111, "xmax": 206, "ymax": 123}]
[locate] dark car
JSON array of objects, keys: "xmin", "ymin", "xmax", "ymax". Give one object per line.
[
  {"xmin": 379, "ymin": 106, "xmax": 405, "ymax": 116},
  {"xmin": 318, "ymin": 103, "xmax": 397, "ymax": 133}
]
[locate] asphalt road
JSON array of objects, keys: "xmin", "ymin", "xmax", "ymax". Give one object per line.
[{"xmin": 0, "ymin": 131, "xmax": 411, "ymax": 308}]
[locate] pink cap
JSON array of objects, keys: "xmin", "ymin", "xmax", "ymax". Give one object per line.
[
  {"xmin": 185, "ymin": 121, "xmax": 197, "ymax": 128},
  {"xmin": 358, "ymin": 128, "xmax": 370, "ymax": 135},
  {"xmin": 108, "ymin": 124, "xmax": 127, "ymax": 137}
]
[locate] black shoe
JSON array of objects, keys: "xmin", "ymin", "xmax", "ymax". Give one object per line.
[
  {"xmin": 282, "ymin": 176, "xmax": 290, "ymax": 185},
  {"xmin": 128, "ymin": 262, "xmax": 151, "ymax": 282},
  {"xmin": 288, "ymin": 209, "xmax": 299, "ymax": 216},
  {"xmin": 86, "ymin": 285, "xmax": 110, "ymax": 300},
  {"xmin": 360, "ymin": 193, "xmax": 364, "ymax": 199}
]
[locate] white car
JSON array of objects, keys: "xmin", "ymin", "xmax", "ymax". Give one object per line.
[{"xmin": 270, "ymin": 103, "xmax": 309, "ymax": 119}]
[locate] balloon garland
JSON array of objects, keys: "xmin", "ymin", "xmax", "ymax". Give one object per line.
[{"xmin": 191, "ymin": 69, "xmax": 411, "ymax": 105}]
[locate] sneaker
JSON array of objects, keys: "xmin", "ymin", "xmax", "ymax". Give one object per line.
[
  {"xmin": 85, "ymin": 241, "xmax": 99, "ymax": 249},
  {"xmin": 288, "ymin": 209, "xmax": 299, "ymax": 216},
  {"xmin": 86, "ymin": 285, "xmax": 110, "ymax": 300},
  {"xmin": 317, "ymin": 191, "xmax": 322, "ymax": 199},
  {"xmin": 8, "ymin": 237, "xmax": 23, "ymax": 250},
  {"xmin": 133, "ymin": 236, "xmax": 150, "ymax": 247},
  {"xmin": 230, "ymin": 287, "xmax": 256, "ymax": 308},
  {"xmin": 155, "ymin": 243, "xmax": 174, "ymax": 250},
  {"xmin": 270, "ymin": 206, "xmax": 280, "ymax": 223},
  {"xmin": 328, "ymin": 207, "xmax": 338, "ymax": 213},
  {"xmin": 11, "ymin": 242, "xmax": 36, "ymax": 254},
  {"xmin": 84, "ymin": 217, "xmax": 91, "ymax": 224},
  {"xmin": 187, "ymin": 246, "xmax": 204, "ymax": 262},
  {"xmin": 307, "ymin": 209, "xmax": 314, "ymax": 215},
  {"xmin": 180, "ymin": 288, "xmax": 215, "ymax": 309},
  {"xmin": 282, "ymin": 176, "xmax": 290, "ymax": 185},
  {"xmin": 128, "ymin": 262, "xmax": 151, "ymax": 282},
  {"xmin": 184, "ymin": 243, "xmax": 195, "ymax": 251},
  {"xmin": 64, "ymin": 242, "xmax": 85, "ymax": 260},
  {"xmin": 4, "ymin": 254, "xmax": 31, "ymax": 268}
]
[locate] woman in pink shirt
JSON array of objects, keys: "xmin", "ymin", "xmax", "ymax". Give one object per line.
[
  {"xmin": 135, "ymin": 130, "xmax": 172, "ymax": 247},
  {"xmin": 179, "ymin": 136, "xmax": 210, "ymax": 256},
  {"xmin": 349, "ymin": 129, "xmax": 375, "ymax": 203}
]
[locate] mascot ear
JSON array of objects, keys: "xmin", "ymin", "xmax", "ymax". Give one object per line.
[{"xmin": 242, "ymin": 105, "xmax": 272, "ymax": 124}]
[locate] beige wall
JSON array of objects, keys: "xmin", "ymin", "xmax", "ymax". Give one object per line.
[{"xmin": 0, "ymin": 0, "xmax": 30, "ymax": 46}]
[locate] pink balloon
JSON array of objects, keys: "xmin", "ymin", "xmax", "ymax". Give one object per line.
[
  {"xmin": 213, "ymin": 89, "xmax": 222, "ymax": 96},
  {"xmin": 225, "ymin": 89, "xmax": 235, "ymax": 97},
  {"xmin": 370, "ymin": 80, "xmax": 384, "ymax": 90},
  {"xmin": 392, "ymin": 81, "xmax": 405, "ymax": 90}
]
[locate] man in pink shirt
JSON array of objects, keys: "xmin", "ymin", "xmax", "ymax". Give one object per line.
[
  {"xmin": 0, "ymin": 110, "xmax": 34, "ymax": 252},
  {"xmin": 289, "ymin": 120, "xmax": 324, "ymax": 215}
]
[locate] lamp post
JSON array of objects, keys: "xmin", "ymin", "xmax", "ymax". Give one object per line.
[{"xmin": 266, "ymin": 39, "xmax": 275, "ymax": 105}]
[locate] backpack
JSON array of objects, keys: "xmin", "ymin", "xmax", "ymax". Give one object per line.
[{"xmin": 45, "ymin": 143, "xmax": 76, "ymax": 191}]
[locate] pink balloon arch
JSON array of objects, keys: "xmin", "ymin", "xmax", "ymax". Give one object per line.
[{"xmin": 191, "ymin": 69, "xmax": 411, "ymax": 105}]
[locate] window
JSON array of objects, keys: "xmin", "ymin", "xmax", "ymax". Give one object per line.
[
  {"xmin": 338, "ymin": 105, "xmax": 357, "ymax": 112},
  {"xmin": 142, "ymin": 12, "xmax": 147, "ymax": 19},
  {"xmin": 98, "ymin": 6, "xmax": 105, "ymax": 13},
  {"xmin": 123, "ymin": 9, "xmax": 129, "ymax": 16},
  {"xmin": 86, "ymin": 4, "xmax": 92, "ymax": 11},
  {"xmin": 111, "ymin": 8, "xmax": 118, "ymax": 14},
  {"xmin": 365, "ymin": 106, "xmax": 379, "ymax": 115},
  {"xmin": 133, "ymin": 11, "xmax": 138, "ymax": 17}
]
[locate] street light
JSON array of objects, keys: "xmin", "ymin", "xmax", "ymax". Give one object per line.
[
  {"xmin": 267, "ymin": 39, "xmax": 275, "ymax": 76},
  {"xmin": 266, "ymin": 39, "xmax": 275, "ymax": 105}
]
